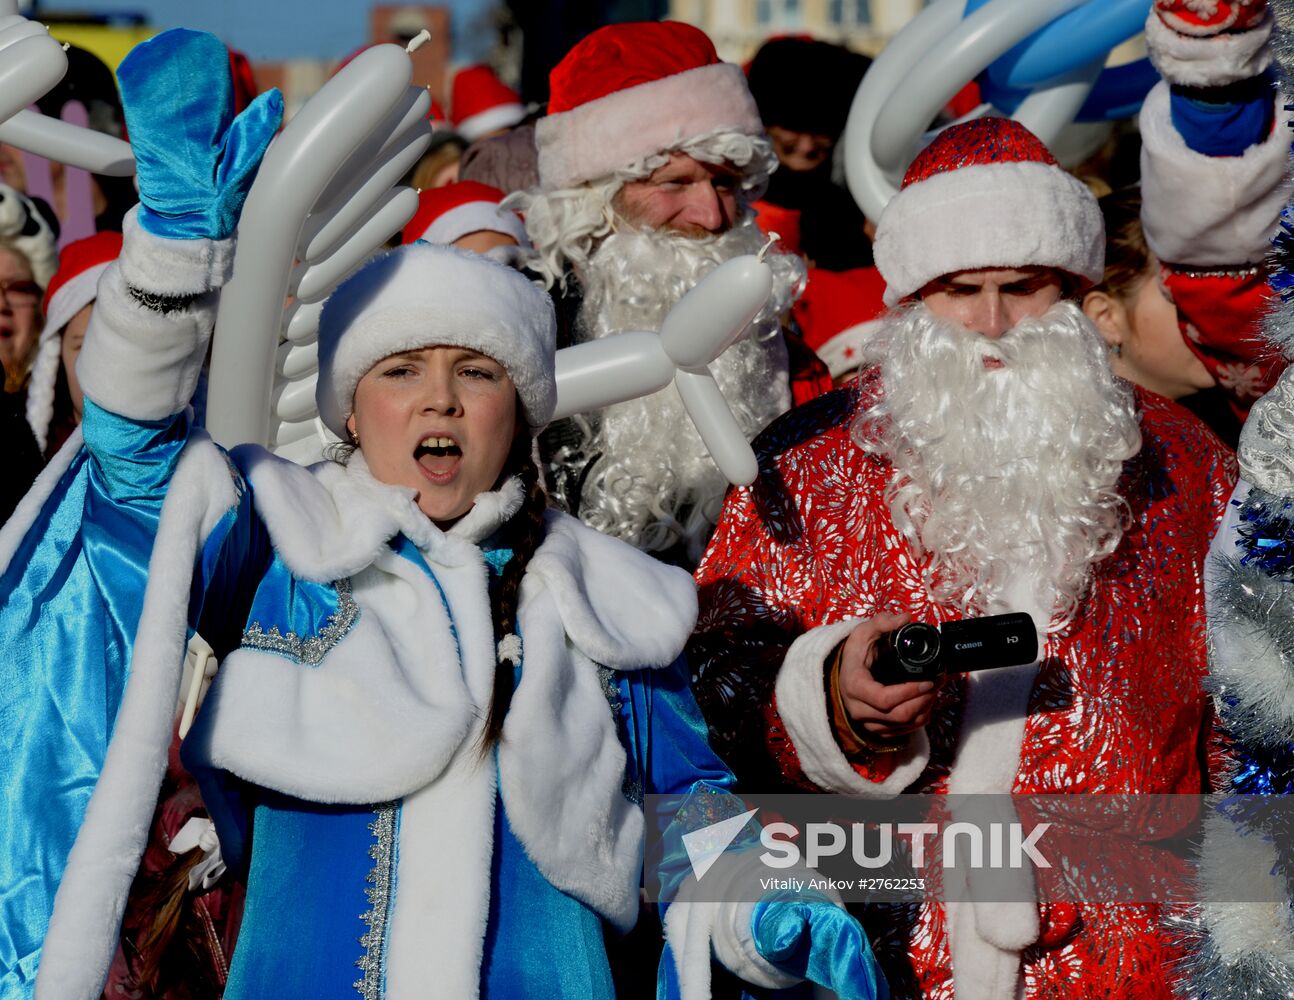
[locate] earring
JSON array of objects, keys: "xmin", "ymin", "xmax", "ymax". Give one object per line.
[
  {"xmin": 1110, "ymin": 343, "xmax": 1122, "ymax": 359},
  {"xmin": 349, "ymin": 430, "xmax": 360, "ymax": 447}
]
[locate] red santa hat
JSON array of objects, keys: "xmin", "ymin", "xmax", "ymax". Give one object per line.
[
  {"xmin": 873, "ymin": 117, "xmax": 1104, "ymax": 307},
  {"xmin": 793, "ymin": 267, "xmax": 888, "ymax": 379},
  {"xmin": 26, "ymin": 230, "xmax": 122, "ymax": 450},
  {"xmin": 535, "ymin": 21, "xmax": 763, "ymax": 191},
  {"xmin": 401, "ymin": 181, "xmax": 530, "ymax": 248},
  {"xmin": 451, "ymin": 65, "xmax": 525, "ymax": 141}
]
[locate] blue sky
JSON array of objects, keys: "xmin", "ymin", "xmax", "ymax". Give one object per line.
[{"xmin": 33, "ymin": 0, "xmax": 501, "ymax": 62}]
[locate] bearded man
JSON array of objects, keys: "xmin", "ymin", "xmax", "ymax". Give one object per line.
[
  {"xmin": 512, "ymin": 21, "xmax": 826, "ymax": 564},
  {"xmin": 688, "ymin": 117, "xmax": 1238, "ymax": 998}
]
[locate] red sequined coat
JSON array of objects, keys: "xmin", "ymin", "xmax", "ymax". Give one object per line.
[{"xmin": 689, "ymin": 376, "xmax": 1237, "ymax": 998}]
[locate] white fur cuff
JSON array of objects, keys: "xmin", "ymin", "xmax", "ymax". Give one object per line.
[
  {"xmin": 773, "ymin": 618, "xmax": 930, "ymax": 795},
  {"xmin": 1145, "ymin": 10, "xmax": 1274, "ymax": 87},
  {"xmin": 116, "ymin": 208, "xmax": 236, "ymax": 297},
  {"xmin": 1139, "ymin": 80, "xmax": 1292, "ymax": 267}
]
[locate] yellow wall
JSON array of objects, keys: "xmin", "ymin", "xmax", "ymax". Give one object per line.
[{"xmin": 46, "ymin": 24, "xmax": 157, "ymax": 72}]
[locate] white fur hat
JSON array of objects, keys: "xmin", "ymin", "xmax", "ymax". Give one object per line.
[
  {"xmin": 873, "ymin": 117, "xmax": 1104, "ymax": 307},
  {"xmin": 316, "ymin": 243, "xmax": 557, "ymax": 437}
]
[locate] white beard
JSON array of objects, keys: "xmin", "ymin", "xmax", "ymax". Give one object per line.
[
  {"xmin": 853, "ymin": 301, "xmax": 1142, "ymax": 630},
  {"xmin": 565, "ymin": 219, "xmax": 805, "ymax": 559}
]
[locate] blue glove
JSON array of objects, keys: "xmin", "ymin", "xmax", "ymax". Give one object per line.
[
  {"xmin": 117, "ymin": 29, "xmax": 283, "ymax": 240},
  {"xmin": 751, "ymin": 893, "xmax": 888, "ymax": 1000}
]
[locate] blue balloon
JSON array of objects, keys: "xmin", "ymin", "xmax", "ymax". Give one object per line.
[{"xmin": 965, "ymin": 0, "xmax": 1156, "ymax": 122}]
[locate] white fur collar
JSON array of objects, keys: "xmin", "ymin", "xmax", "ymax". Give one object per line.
[
  {"xmin": 525, "ymin": 510, "xmax": 698, "ymax": 669},
  {"xmin": 233, "ymin": 445, "xmax": 525, "ymax": 580}
]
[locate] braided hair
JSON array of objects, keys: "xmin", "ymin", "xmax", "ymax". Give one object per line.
[{"xmin": 482, "ymin": 435, "xmax": 549, "ymax": 749}]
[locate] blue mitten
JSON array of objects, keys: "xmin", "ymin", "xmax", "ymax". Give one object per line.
[
  {"xmin": 117, "ymin": 29, "xmax": 283, "ymax": 240},
  {"xmin": 751, "ymin": 893, "xmax": 888, "ymax": 1000}
]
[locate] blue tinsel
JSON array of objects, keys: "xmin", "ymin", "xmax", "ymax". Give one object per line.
[
  {"xmin": 1234, "ymin": 491, "xmax": 1294, "ymax": 581},
  {"xmin": 1270, "ymin": 206, "xmax": 1294, "ymax": 301}
]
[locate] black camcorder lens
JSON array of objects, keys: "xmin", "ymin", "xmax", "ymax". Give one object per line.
[{"xmin": 894, "ymin": 624, "xmax": 940, "ymax": 668}]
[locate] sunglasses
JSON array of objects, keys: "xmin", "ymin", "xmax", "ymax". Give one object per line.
[{"xmin": 0, "ymin": 278, "xmax": 41, "ymax": 307}]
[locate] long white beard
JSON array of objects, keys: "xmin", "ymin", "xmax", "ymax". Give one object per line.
[
  {"xmin": 567, "ymin": 219, "xmax": 805, "ymax": 558},
  {"xmin": 853, "ymin": 301, "xmax": 1142, "ymax": 629}
]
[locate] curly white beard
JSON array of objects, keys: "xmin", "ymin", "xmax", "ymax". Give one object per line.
[
  {"xmin": 852, "ymin": 301, "xmax": 1142, "ymax": 630},
  {"xmin": 569, "ymin": 219, "xmax": 805, "ymax": 559}
]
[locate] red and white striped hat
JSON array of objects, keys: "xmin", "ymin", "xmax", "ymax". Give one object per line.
[
  {"xmin": 400, "ymin": 181, "xmax": 529, "ymax": 248},
  {"xmin": 450, "ymin": 65, "xmax": 525, "ymax": 141},
  {"xmin": 535, "ymin": 21, "xmax": 763, "ymax": 191}
]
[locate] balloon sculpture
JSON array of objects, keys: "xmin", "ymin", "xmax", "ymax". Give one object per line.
[
  {"xmin": 844, "ymin": 0, "xmax": 1156, "ymax": 223},
  {"xmin": 0, "ymin": 7, "xmax": 777, "ymax": 486}
]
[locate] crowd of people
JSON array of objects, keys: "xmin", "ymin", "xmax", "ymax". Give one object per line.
[{"xmin": 3, "ymin": 0, "xmax": 1294, "ymax": 997}]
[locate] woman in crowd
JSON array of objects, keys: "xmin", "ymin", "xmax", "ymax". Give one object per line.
[
  {"xmin": 1, "ymin": 29, "xmax": 884, "ymax": 1000},
  {"xmin": 1081, "ymin": 188, "xmax": 1240, "ymax": 444}
]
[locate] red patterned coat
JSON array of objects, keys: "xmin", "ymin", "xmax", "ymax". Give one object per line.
[{"xmin": 689, "ymin": 375, "xmax": 1237, "ymax": 998}]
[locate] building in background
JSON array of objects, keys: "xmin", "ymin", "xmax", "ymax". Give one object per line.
[{"xmin": 669, "ymin": 0, "xmax": 925, "ymax": 61}]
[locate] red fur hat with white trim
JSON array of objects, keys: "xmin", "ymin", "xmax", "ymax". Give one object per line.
[
  {"xmin": 451, "ymin": 65, "xmax": 525, "ymax": 141},
  {"xmin": 401, "ymin": 181, "xmax": 530, "ymax": 248},
  {"xmin": 873, "ymin": 118, "xmax": 1104, "ymax": 307},
  {"xmin": 535, "ymin": 21, "xmax": 763, "ymax": 191}
]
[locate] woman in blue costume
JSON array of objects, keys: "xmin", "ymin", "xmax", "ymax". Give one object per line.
[{"xmin": 0, "ymin": 29, "xmax": 885, "ymax": 1000}]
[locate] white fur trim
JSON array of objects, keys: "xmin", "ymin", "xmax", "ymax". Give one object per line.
[
  {"xmin": 1145, "ymin": 9, "xmax": 1273, "ymax": 86},
  {"xmin": 1139, "ymin": 80, "xmax": 1292, "ymax": 267},
  {"xmin": 773, "ymin": 618, "xmax": 931, "ymax": 796},
  {"xmin": 316, "ymin": 242, "xmax": 557, "ymax": 435},
  {"xmin": 187, "ymin": 548, "xmax": 483, "ymax": 804},
  {"xmin": 0, "ymin": 426, "xmax": 83, "ymax": 573},
  {"xmin": 23, "ymin": 333, "xmax": 61, "ymax": 452},
  {"xmin": 417, "ymin": 199, "xmax": 531, "ymax": 248},
  {"xmin": 874, "ymin": 161, "xmax": 1104, "ymax": 306},
  {"xmin": 665, "ymin": 853, "xmax": 812, "ymax": 999},
  {"xmin": 944, "ymin": 900, "xmax": 1026, "ymax": 1000},
  {"xmin": 385, "ymin": 512, "xmax": 500, "ymax": 999},
  {"xmin": 35, "ymin": 434, "xmax": 235, "ymax": 1000},
  {"xmin": 536, "ymin": 62, "xmax": 763, "ymax": 190},
  {"xmin": 456, "ymin": 101, "xmax": 526, "ymax": 141},
  {"xmin": 77, "ymin": 213, "xmax": 233, "ymax": 421},
  {"xmin": 43, "ymin": 263, "xmax": 109, "ymax": 345},
  {"xmin": 940, "ymin": 575, "xmax": 1046, "ymax": 999},
  {"xmin": 387, "ymin": 746, "xmax": 497, "ymax": 999}
]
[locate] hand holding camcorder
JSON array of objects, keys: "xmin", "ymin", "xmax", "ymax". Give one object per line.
[{"xmin": 869, "ymin": 612, "xmax": 1038, "ymax": 686}]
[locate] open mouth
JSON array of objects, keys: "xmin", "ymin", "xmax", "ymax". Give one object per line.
[
  {"xmin": 982, "ymin": 356, "xmax": 1005, "ymax": 370},
  {"xmin": 414, "ymin": 435, "xmax": 462, "ymax": 482}
]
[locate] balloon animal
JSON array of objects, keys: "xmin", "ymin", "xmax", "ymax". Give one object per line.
[
  {"xmin": 0, "ymin": 12, "xmax": 773, "ymax": 485},
  {"xmin": 844, "ymin": 0, "xmax": 1154, "ymax": 223}
]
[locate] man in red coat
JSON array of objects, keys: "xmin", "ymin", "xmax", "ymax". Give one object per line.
[{"xmin": 689, "ymin": 114, "xmax": 1238, "ymax": 998}]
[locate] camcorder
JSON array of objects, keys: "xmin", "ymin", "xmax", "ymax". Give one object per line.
[{"xmin": 870, "ymin": 612, "xmax": 1038, "ymax": 685}]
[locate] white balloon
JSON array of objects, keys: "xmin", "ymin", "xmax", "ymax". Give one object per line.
[
  {"xmin": 284, "ymin": 300, "xmax": 325, "ymax": 345},
  {"xmin": 673, "ymin": 369, "xmax": 759, "ymax": 487},
  {"xmin": 0, "ymin": 110, "xmax": 136, "ymax": 175},
  {"xmin": 275, "ymin": 339, "xmax": 318, "ymax": 379},
  {"xmin": 551, "ymin": 331, "xmax": 675, "ymax": 421},
  {"xmin": 0, "ymin": 34, "xmax": 67, "ymax": 124},
  {"xmin": 843, "ymin": 0, "xmax": 1113, "ymax": 222},
  {"xmin": 206, "ymin": 44, "xmax": 423, "ymax": 450},
  {"xmin": 552, "ymin": 254, "xmax": 771, "ymax": 483},
  {"xmin": 294, "ymin": 185, "xmax": 420, "ymax": 302},
  {"xmin": 658, "ymin": 255, "xmax": 773, "ymax": 368}
]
